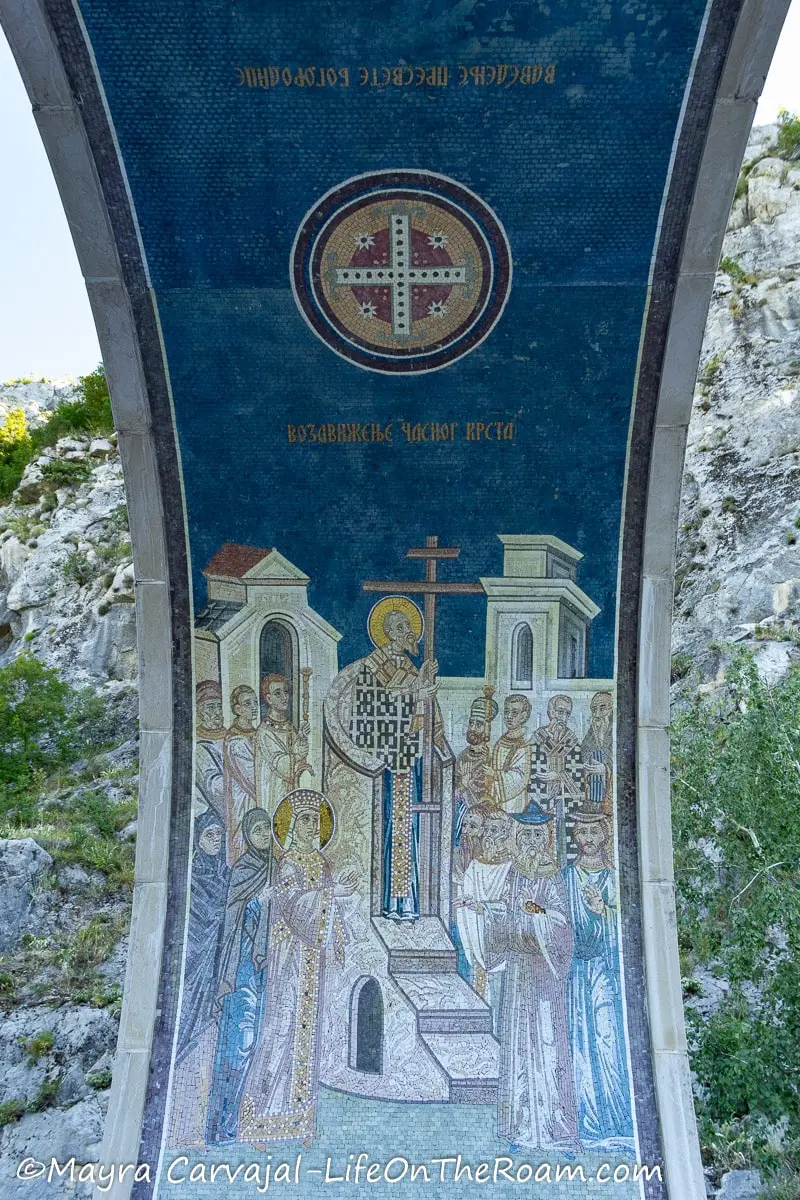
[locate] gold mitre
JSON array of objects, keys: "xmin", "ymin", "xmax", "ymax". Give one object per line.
[{"xmin": 367, "ymin": 595, "xmax": 424, "ymax": 649}]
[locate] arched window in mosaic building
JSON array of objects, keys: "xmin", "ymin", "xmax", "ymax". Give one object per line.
[
  {"xmin": 511, "ymin": 622, "xmax": 534, "ymax": 690},
  {"xmin": 259, "ymin": 617, "xmax": 298, "ymax": 722},
  {"xmin": 349, "ymin": 977, "xmax": 383, "ymax": 1076}
]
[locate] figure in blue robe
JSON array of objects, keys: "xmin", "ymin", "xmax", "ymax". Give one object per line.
[
  {"xmin": 563, "ymin": 812, "xmax": 634, "ymax": 1150},
  {"xmin": 381, "ymin": 761, "xmax": 422, "ymax": 919},
  {"xmin": 206, "ymin": 807, "xmax": 273, "ymax": 1144},
  {"xmin": 175, "ymin": 810, "xmax": 228, "ymax": 1064}
]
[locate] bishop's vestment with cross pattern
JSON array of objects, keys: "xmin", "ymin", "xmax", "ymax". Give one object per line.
[{"xmin": 348, "ymin": 645, "xmax": 444, "ymax": 920}]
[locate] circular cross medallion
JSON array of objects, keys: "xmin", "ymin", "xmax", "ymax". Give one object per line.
[{"xmin": 291, "ymin": 171, "xmax": 512, "ymax": 374}]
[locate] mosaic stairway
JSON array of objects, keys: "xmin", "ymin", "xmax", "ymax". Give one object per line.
[{"xmin": 376, "ymin": 916, "xmax": 499, "ymax": 1103}]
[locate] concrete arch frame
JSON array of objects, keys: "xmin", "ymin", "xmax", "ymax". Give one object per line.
[{"xmin": 0, "ymin": 1, "xmax": 791, "ymax": 1197}]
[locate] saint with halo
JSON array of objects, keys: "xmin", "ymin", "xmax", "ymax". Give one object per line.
[{"xmin": 238, "ymin": 789, "xmax": 357, "ymax": 1144}]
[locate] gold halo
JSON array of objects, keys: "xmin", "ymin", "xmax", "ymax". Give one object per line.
[
  {"xmin": 272, "ymin": 790, "xmax": 335, "ymax": 851},
  {"xmin": 367, "ymin": 595, "xmax": 424, "ymax": 649}
]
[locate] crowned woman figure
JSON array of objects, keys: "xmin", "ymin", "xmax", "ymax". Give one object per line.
[
  {"xmin": 206, "ymin": 807, "xmax": 273, "ymax": 1144},
  {"xmin": 175, "ymin": 809, "xmax": 229, "ymax": 1065},
  {"xmin": 238, "ymin": 789, "xmax": 357, "ymax": 1144}
]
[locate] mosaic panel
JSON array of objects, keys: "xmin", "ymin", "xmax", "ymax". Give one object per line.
[{"xmin": 61, "ymin": 0, "xmax": 726, "ymax": 1194}]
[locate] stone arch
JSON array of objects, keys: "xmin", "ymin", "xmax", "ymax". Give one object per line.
[
  {"xmin": 348, "ymin": 976, "xmax": 383, "ymax": 1076},
  {"xmin": 0, "ymin": 0, "xmax": 790, "ymax": 1196}
]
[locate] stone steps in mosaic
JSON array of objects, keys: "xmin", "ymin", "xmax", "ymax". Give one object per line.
[
  {"xmin": 392, "ymin": 972, "xmax": 494, "ymax": 1034},
  {"xmin": 373, "ymin": 915, "xmax": 459, "ymax": 974},
  {"xmin": 372, "ymin": 915, "xmax": 500, "ymax": 1101},
  {"xmin": 419, "ymin": 1032, "xmax": 500, "ymax": 1104}
]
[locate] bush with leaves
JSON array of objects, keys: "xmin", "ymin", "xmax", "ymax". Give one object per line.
[
  {"xmin": 672, "ymin": 652, "xmax": 800, "ymax": 1174},
  {"xmin": 0, "ymin": 408, "xmax": 33, "ymax": 502},
  {"xmin": 39, "ymin": 458, "xmax": 93, "ymax": 489},
  {"xmin": 775, "ymin": 110, "xmax": 800, "ymax": 162},
  {"xmin": 0, "ymin": 366, "xmax": 112, "ymax": 502},
  {"xmin": 0, "ymin": 654, "xmax": 112, "ymax": 822}
]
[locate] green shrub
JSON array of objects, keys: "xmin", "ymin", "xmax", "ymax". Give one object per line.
[
  {"xmin": 26, "ymin": 1077, "xmax": 61, "ymax": 1114},
  {"xmin": 1, "ymin": 510, "xmax": 38, "ymax": 542},
  {"xmin": 107, "ymin": 504, "xmax": 129, "ymax": 533},
  {"xmin": 57, "ymin": 837, "xmax": 135, "ymax": 891},
  {"xmin": 63, "ymin": 533, "xmax": 129, "ymax": 589},
  {"xmin": 31, "ymin": 367, "xmax": 112, "ymax": 449},
  {"xmin": 0, "ymin": 1099, "xmax": 25, "ymax": 1126},
  {"xmin": 0, "ymin": 914, "xmax": 130, "ymax": 1009},
  {"xmin": 700, "ymin": 352, "xmax": 725, "ymax": 387},
  {"xmin": 670, "ymin": 651, "xmax": 693, "ymax": 683},
  {"xmin": 91, "ymin": 984, "xmax": 122, "ymax": 1013},
  {"xmin": 672, "ymin": 653, "xmax": 800, "ymax": 1153},
  {"xmin": 721, "ymin": 256, "xmax": 758, "ymax": 288},
  {"xmin": 0, "ymin": 367, "xmax": 112, "ymax": 502},
  {"xmin": 0, "ymin": 655, "xmax": 122, "ymax": 824},
  {"xmin": 776, "ymin": 110, "xmax": 800, "ymax": 162},
  {"xmin": 733, "ymin": 156, "xmax": 766, "ymax": 202},
  {"xmin": 25, "ymin": 1030, "xmax": 54, "ymax": 1063},
  {"xmin": 86, "ymin": 1068, "xmax": 113, "ymax": 1090},
  {"xmin": 0, "ymin": 656, "xmax": 70, "ymax": 795},
  {"xmin": 39, "ymin": 458, "xmax": 92, "ymax": 489},
  {"xmin": 0, "ymin": 410, "xmax": 33, "ymax": 501},
  {"xmin": 62, "ymin": 550, "xmax": 98, "ymax": 587},
  {"xmin": 67, "ymin": 914, "xmax": 127, "ymax": 972},
  {"xmin": 96, "ymin": 535, "xmax": 131, "ymax": 567}
]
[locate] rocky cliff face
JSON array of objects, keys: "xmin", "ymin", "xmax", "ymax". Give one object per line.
[
  {"xmin": 673, "ymin": 124, "xmax": 800, "ymax": 683},
  {"xmin": 0, "ymin": 404, "xmax": 136, "ymax": 1195},
  {"xmin": 0, "ymin": 380, "xmax": 80, "ymax": 430},
  {"xmin": 0, "ymin": 432, "xmax": 136, "ymax": 687}
]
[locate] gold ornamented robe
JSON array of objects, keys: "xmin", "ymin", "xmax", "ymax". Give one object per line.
[{"xmin": 238, "ymin": 848, "xmax": 345, "ymax": 1143}]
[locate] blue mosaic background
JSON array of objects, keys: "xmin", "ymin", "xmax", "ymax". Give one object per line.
[{"xmin": 75, "ymin": 0, "xmax": 706, "ymax": 676}]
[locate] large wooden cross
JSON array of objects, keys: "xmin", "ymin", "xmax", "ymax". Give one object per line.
[{"xmin": 363, "ymin": 536, "xmax": 484, "ymax": 913}]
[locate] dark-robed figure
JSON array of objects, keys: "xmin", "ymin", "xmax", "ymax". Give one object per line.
[
  {"xmin": 206, "ymin": 807, "xmax": 273, "ymax": 1144},
  {"xmin": 175, "ymin": 810, "xmax": 229, "ymax": 1064}
]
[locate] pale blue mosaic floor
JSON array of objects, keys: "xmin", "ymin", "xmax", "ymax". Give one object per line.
[{"xmin": 159, "ymin": 1087, "xmax": 645, "ymax": 1198}]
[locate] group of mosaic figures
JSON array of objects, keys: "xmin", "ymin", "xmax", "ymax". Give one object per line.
[
  {"xmin": 178, "ymin": 677, "xmax": 356, "ymax": 1145},
  {"xmin": 177, "ymin": 606, "xmax": 632, "ymax": 1153},
  {"xmin": 451, "ymin": 688, "xmax": 634, "ymax": 1152}
]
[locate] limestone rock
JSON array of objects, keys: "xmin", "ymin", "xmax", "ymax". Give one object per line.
[
  {"xmin": 0, "ymin": 437, "xmax": 137, "ymax": 689},
  {"xmin": 98, "ymin": 561, "xmax": 135, "ymax": 610},
  {"xmin": 0, "ymin": 380, "xmax": 81, "ymax": 430},
  {"xmin": 116, "ymin": 820, "xmax": 137, "ymax": 842},
  {"xmin": 0, "ymin": 840, "xmax": 53, "ymax": 953},
  {"xmin": 0, "ymin": 1001, "xmax": 118, "ymax": 1168},
  {"xmin": 674, "ymin": 124, "xmax": 800, "ymax": 679},
  {"xmin": 716, "ymin": 1169, "xmax": 763, "ymax": 1200},
  {"xmin": 0, "ymin": 1096, "xmax": 103, "ymax": 1199},
  {"xmin": 55, "ymin": 867, "xmax": 91, "ymax": 890}
]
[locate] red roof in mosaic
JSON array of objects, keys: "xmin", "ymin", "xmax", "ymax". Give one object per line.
[{"xmin": 203, "ymin": 543, "xmax": 273, "ymax": 579}]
